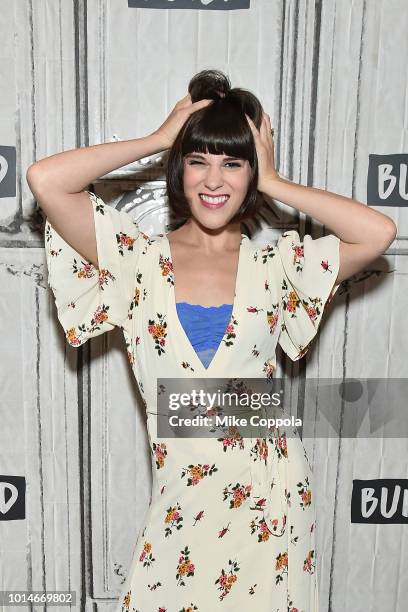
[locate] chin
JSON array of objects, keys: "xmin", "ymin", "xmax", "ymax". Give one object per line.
[
  {"xmin": 196, "ymin": 217, "xmax": 229, "ymax": 231},
  {"xmin": 188, "ymin": 203, "xmax": 240, "ymax": 226},
  {"xmin": 191, "ymin": 208, "xmax": 235, "ymax": 228}
]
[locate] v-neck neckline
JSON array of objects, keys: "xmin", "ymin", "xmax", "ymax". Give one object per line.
[{"xmin": 163, "ymin": 231, "xmax": 248, "ymax": 373}]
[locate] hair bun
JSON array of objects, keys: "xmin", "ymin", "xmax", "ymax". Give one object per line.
[
  {"xmin": 188, "ymin": 69, "xmax": 231, "ymax": 103},
  {"xmin": 187, "ymin": 69, "xmax": 263, "ymax": 129}
]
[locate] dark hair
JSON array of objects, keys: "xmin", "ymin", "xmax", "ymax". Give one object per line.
[{"xmin": 166, "ymin": 69, "xmax": 264, "ymax": 224}]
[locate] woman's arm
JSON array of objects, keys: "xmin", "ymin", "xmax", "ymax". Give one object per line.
[
  {"xmin": 26, "ymin": 132, "xmax": 167, "ymax": 197},
  {"xmin": 26, "ymin": 133, "xmax": 167, "ymax": 268},
  {"xmin": 246, "ymin": 112, "xmax": 397, "ymax": 285},
  {"xmin": 26, "ymin": 94, "xmax": 212, "ymax": 267},
  {"xmin": 262, "ymin": 175, "xmax": 397, "ymax": 284}
]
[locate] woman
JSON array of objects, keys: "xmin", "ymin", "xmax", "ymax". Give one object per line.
[{"xmin": 27, "ymin": 70, "xmax": 396, "ymax": 611}]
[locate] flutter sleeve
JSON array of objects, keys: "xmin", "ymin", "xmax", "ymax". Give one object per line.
[
  {"xmin": 44, "ymin": 190, "xmax": 142, "ymax": 347},
  {"xmin": 276, "ymin": 230, "xmax": 341, "ymax": 361}
]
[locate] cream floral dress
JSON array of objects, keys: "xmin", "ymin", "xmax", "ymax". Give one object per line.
[{"xmin": 44, "ymin": 191, "xmax": 340, "ymax": 612}]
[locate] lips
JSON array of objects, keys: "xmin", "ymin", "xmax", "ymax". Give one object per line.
[{"xmin": 199, "ymin": 194, "xmax": 230, "ymax": 209}]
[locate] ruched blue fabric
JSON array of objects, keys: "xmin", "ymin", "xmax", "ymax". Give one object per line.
[{"xmin": 175, "ymin": 302, "xmax": 233, "ymax": 369}]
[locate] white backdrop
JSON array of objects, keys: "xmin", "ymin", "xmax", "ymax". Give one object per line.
[{"xmin": 1, "ymin": 1, "xmax": 407, "ymax": 611}]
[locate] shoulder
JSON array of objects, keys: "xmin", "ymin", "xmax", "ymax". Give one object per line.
[
  {"xmin": 86, "ymin": 190, "xmax": 158, "ymax": 245},
  {"xmin": 250, "ymin": 229, "xmax": 335, "ymax": 263},
  {"xmin": 246, "ymin": 231, "xmax": 296, "ymax": 264}
]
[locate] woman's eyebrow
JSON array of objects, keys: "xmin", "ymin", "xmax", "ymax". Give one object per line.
[{"xmin": 185, "ymin": 153, "xmax": 242, "ymax": 161}]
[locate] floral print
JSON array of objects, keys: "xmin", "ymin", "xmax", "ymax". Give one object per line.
[
  {"xmin": 176, "ymin": 546, "xmax": 195, "ymax": 586},
  {"xmin": 164, "ymin": 503, "xmax": 183, "ymax": 537},
  {"xmin": 43, "ymin": 192, "xmax": 341, "ymax": 612},
  {"xmin": 297, "ymin": 477, "xmax": 312, "ymax": 510},
  {"xmin": 266, "ymin": 303, "xmax": 279, "ymax": 334},
  {"xmin": 250, "ymin": 516, "xmax": 271, "ymax": 542},
  {"xmin": 148, "ymin": 313, "xmax": 167, "ymax": 355},
  {"xmin": 122, "ymin": 590, "xmax": 130, "ymax": 610},
  {"xmin": 72, "ymin": 258, "xmax": 96, "ymax": 280},
  {"xmin": 139, "ymin": 541, "xmax": 155, "ymax": 568},
  {"xmin": 117, "ymin": 231, "xmax": 137, "ymax": 256},
  {"xmin": 215, "ymin": 559, "xmax": 240, "ymax": 601},
  {"xmin": 250, "ymin": 437, "xmax": 268, "ymax": 464},
  {"xmin": 275, "ymin": 550, "xmax": 289, "ymax": 584},
  {"xmin": 282, "ymin": 278, "xmax": 325, "ymax": 323},
  {"xmin": 255, "ymin": 243, "xmax": 276, "ymax": 264},
  {"xmin": 98, "ymin": 267, "xmax": 116, "ymax": 288},
  {"xmin": 222, "ymin": 482, "xmax": 252, "ymax": 509},
  {"xmin": 276, "ymin": 431, "xmax": 288, "ymax": 460},
  {"xmin": 281, "ymin": 279, "xmax": 301, "ymax": 317},
  {"xmin": 263, "ymin": 358, "xmax": 276, "ymax": 379},
  {"xmin": 303, "ymin": 549, "xmax": 316, "ymax": 574},
  {"xmin": 217, "ymin": 428, "xmax": 244, "ymax": 452},
  {"xmin": 220, "ymin": 315, "xmax": 238, "ymax": 348},
  {"xmin": 289, "ymin": 240, "xmax": 304, "ymax": 272},
  {"xmin": 152, "ymin": 442, "xmax": 167, "ymax": 469},
  {"xmin": 159, "ymin": 253, "xmax": 175, "ymax": 284},
  {"xmin": 65, "ymin": 303, "xmax": 112, "ymax": 346},
  {"xmin": 181, "ymin": 463, "xmax": 218, "ymax": 486},
  {"xmin": 128, "ymin": 271, "xmax": 145, "ymax": 320}
]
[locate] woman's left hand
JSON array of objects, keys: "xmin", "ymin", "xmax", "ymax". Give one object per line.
[{"xmin": 246, "ymin": 112, "xmax": 280, "ymax": 193}]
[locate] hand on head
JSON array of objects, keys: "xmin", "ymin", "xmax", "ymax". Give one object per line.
[
  {"xmin": 154, "ymin": 94, "xmax": 213, "ymax": 150},
  {"xmin": 245, "ymin": 112, "xmax": 279, "ymax": 192}
]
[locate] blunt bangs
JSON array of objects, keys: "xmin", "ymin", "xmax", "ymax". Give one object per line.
[{"xmin": 181, "ymin": 101, "xmax": 255, "ymax": 165}]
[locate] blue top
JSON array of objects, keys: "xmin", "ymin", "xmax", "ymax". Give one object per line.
[{"xmin": 176, "ymin": 302, "xmax": 233, "ymax": 369}]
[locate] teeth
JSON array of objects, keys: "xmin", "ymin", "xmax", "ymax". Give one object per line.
[{"xmin": 199, "ymin": 195, "xmax": 229, "ymax": 204}]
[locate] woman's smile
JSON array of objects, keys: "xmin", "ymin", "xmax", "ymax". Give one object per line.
[{"xmin": 199, "ymin": 193, "xmax": 230, "ymax": 208}]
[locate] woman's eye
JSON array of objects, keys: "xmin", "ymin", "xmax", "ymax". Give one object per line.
[{"xmin": 188, "ymin": 161, "xmax": 242, "ymax": 167}]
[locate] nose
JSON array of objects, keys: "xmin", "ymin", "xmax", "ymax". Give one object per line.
[{"xmin": 204, "ymin": 164, "xmax": 224, "ymax": 191}]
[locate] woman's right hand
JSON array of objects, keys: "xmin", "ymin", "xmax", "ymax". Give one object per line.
[{"xmin": 153, "ymin": 94, "xmax": 213, "ymax": 150}]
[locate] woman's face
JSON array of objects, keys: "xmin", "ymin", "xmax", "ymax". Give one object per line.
[{"xmin": 183, "ymin": 151, "xmax": 252, "ymax": 230}]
